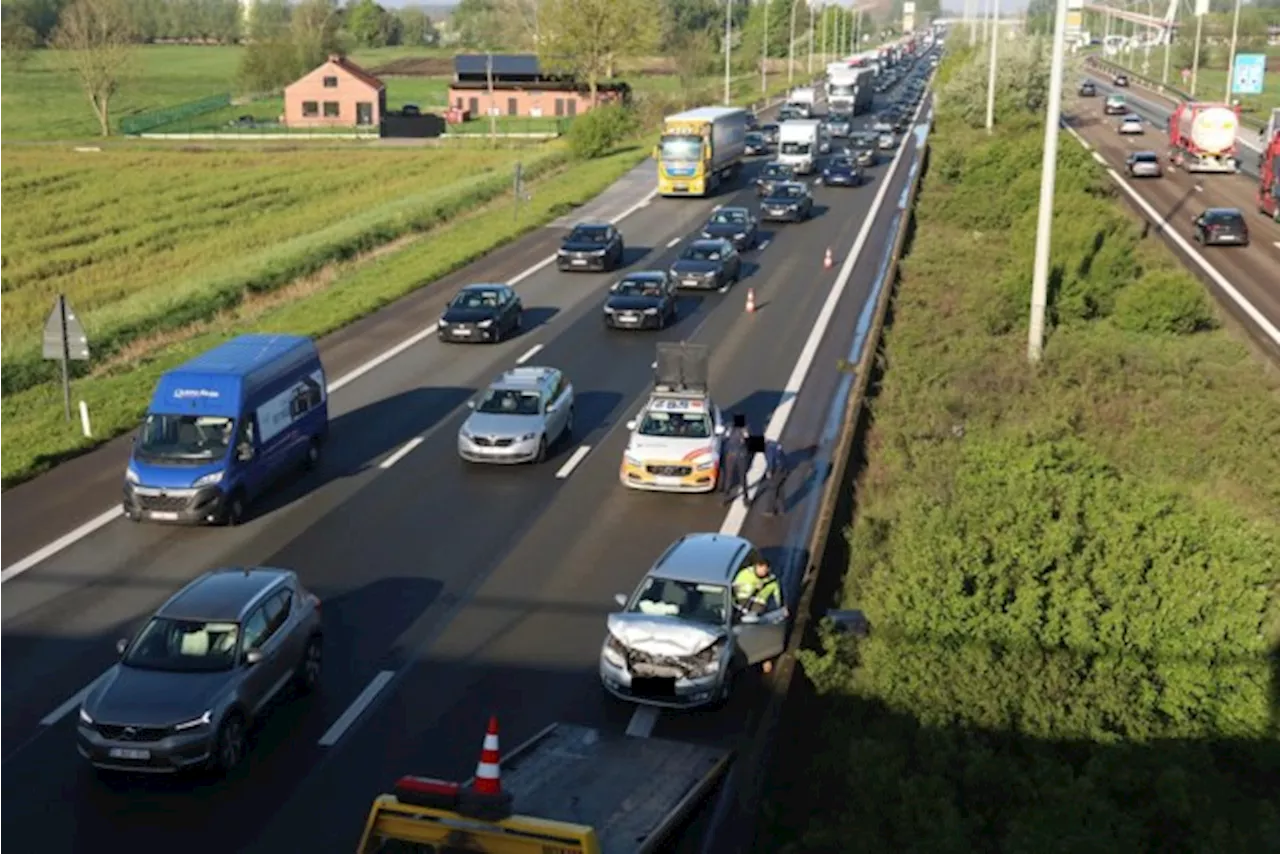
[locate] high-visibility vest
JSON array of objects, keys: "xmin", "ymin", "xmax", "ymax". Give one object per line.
[{"xmin": 733, "ymin": 567, "xmax": 780, "ymax": 609}]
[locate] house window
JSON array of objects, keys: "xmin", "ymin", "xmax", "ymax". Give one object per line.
[
  {"xmin": 554, "ymin": 98, "xmax": 565, "ymax": 117},
  {"xmin": 323, "ymin": 101, "xmax": 340, "ymax": 118},
  {"xmin": 302, "ymin": 100, "xmax": 319, "ymax": 117},
  {"xmin": 567, "ymin": 99, "xmax": 577, "ymax": 117},
  {"xmin": 323, "ymin": 76, "xmax": 338, "ymax": 88},
  {"xmin": 507, "ymin": 97, "xmax": 518, "ymax": 116}
]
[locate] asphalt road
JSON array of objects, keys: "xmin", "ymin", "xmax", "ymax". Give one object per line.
[
  {"xmin": 1070, "ymin": 73, "xmax": 1280, "ymax": 358},
  {"xmin": 1, "ymin": 75, "xmax": 931, "ymax": 853}
]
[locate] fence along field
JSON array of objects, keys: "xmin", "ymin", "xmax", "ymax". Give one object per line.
[{"xmin": 0, "ymin": 145, "xmax": 545, "ymax": 394}]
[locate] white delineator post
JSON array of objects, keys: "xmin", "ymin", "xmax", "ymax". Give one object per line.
[{"xmin": 79, "ymin": 401, "xmax": 92, "ymax": 437}]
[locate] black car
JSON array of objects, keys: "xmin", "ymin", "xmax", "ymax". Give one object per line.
[
  {"xmin": 557, "ymin": 221, "xmax": 625, "ymax": 272},
  {"xmin": 700, "ymin": 206, "xmax": 759, "ymax": 250},
  {"xmin": 603, "ymin": 272, "xmax": 678, "ymax": 329},
  {"xmin": 744, "ymin": 131, "xmax": 770, "ymax": 156},
  {"xmin": 438, "ymin": 283, "xmax": 523, "ymax": 343},
  {"xmin": 1079, "ymin": 80, "xmax": 1097, "ymax": 96},
  {"xmin": 760, "ymin": 123, "xmax": 781, "ymax": 145},
  {"xmin": 892, "ymin": 112, "xmax": 912, "ymax": 133},
  {"xmin": 669, "ymin": 238, "xmax": 742, "ymax": 290},
  {"xmin": 1113, "ymin": 74, "xmax": 1129, "ymax": 87},
  {"xmin": 745, "ymin": 113, "xmax": 760, "ymax": 131},
  {"xmin": 777, "ymin": 105, "xmax": 802, "ymax": 122},
  {"xmin": 1192, "ymin": 208, "xmax": 1250, "ymax": 247},
  {"xmin": 825, "ymin": 113, "xmax": 853, "ymax": 138},
  {"xmin": 756, "ymin": 161, "xmax": 796, "ymax": 196},
  {"xmin": 819, "ymin": 155, "xmax": 862, "ymax": 187},
  {"xmin": 848, "ymin": 133, "xmax": 878, "ymax": 166},
  {"xmin": 760, "ymin": 181, "xmax": 813, "ymax": 222}
]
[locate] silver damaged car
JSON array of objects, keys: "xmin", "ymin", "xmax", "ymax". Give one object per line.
[{"xmin": 458, "ymin": 366, "xmax": 574, "ymax": 464}]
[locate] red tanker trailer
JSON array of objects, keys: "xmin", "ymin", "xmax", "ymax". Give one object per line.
[{"xmin": 1168, "ymin": 102, "xmax": 1241, "ymax": 173}]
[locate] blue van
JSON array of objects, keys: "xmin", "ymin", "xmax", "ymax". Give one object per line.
[{"xmin": 123, "ymin": 334, "xmax": 329, "ymax": 526}]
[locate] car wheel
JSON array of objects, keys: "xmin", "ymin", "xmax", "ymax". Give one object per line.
[
  {"xmin": 534, "ymin": 435, "xmax": 548, "ymax": 464},
  {"xmin": 303, "ymin": 439, "xmax": 321, "ymax": 471},
  {"xmin": 223, "ymin": 491, "xmax": 246, "ymax": 527},
  {"xmin": 212, "ymin": 712, "xmax": 246, "ymax": 774},
  {"xmin": 295, "ymin": 635, "xmax": 322, "ymax": 694},
  {"xmin": 124, "ymin": 505, "xmax": 141, "ymax": 523},
  {"xmin": 564, "ymin": 406, "xmax": 575, "ymax": 439},
  {"xmin": 514, "ymin": 310, "xmax": 523, "ymax": 332}
]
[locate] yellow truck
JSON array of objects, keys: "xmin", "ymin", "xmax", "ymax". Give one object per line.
[
  {"xmin": 657, "ymin": 107, "xmax": 750, "ymax": 197},
  {"xmin": 357, "ymin": 722, "xmax": 732, "ymax": 854}
]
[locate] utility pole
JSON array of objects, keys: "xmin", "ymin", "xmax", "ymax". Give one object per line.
[
  {"xmin": 788, "ymin": 0, "xmax": 799, "ymax": 85},
  {"xmin": 835, "ymin": 5, "xmax": 842, "ymax": 59},
  {"xmin": 808, "ymin": 2, "xmax": 815, "ymax": 75},
  {"xmin": 853, "ymin": 8, "xmax": 861, "ymax": 51},
  {"xmin": 1161, "ymin": 0, "xmax": 1173, "ymax": 85},
  {"xmin": 1190, "ymin": 5, "xmax": 1203, "ymax": 97},
  {"xmin": 485, "ymin": 52, "xmax": 496, "ymax": 140},
  {"xmin": 1223, "ymin": 0, "xmax": 1243, "ymax": 103},
  {"xmin": 822, "ymin": 3, "xmax": 828, "ymax": 62},
  {"xmin": 1027, "ymin": 0, "xmax": 1070, "ymax": 364},
  {"xmin": 986, "ymin": 0, "xmax": 999, "ymax": 132},
  {"xmin": 969, "ymin": 0, "xmax": 977, "ymax": 45},
  {"xmin": 762, "ymin": 0, "xmax": 769, "ymax": 95},
  {"xmin": 1142, "ymin": 0, "xmax": 1152, "ymax": 76},
  {"xmin": 725, "ymin": 0, "xmax": 733, "ymax": 105}
]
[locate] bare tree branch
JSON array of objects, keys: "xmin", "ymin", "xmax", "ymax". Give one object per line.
[{"xmin": 52, "ymin": 0, "xmax": 136, "ymax": 137}]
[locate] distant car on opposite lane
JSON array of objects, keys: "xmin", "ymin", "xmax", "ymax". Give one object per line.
[
  {"xmin": 759, "ymin": 182, "xmax": 814, "ymax": 223},
  {"xmin": 1113, "ymin": 73, "xmax": 1129, "ymax": 87},
  {"xmin": 557, "ymin": 221, "xmax": 625, "ymax": 272},
  {"xmin": 670, "ymin": 239, "xmax": 742, "ymax": 290},
  {"xmin": 1191, "ymin": 207, "xmax": 1249, "ymax": 247},
  {"xmin": 438, "ymin": 284, "xmax": 523, "ymax": 343},
  {"xmin": 1118, "ymin": 113, "xmax": 1144, "ymax": 134},
  {"xmin": 1126, "ymin": 150, "xmax": 1162, "ymax": 178},
  {"xmin": 1079, "ymin": 80, "xmax": 1097, "ymax": 96},
  {"xmin": 877, "ymin": 132, "xmax": 898, "ymax": 150},
  {"xmin": 458, "ymin": 366, "xmax": 574, "ymax": 464},
  {"xmin": 700, "ymin": 206, "xmax": 759, "ymax": 250},
  {"xmin": 604, "ymin": 271, "xmax": 679, "ymax": 328}
]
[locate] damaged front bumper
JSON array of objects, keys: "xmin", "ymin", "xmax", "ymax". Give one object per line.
[{"xmin": 598, "ymin": 638, "xmax": 727, "ymax": 708}]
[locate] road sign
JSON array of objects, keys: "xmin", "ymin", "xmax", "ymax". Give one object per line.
[
  {"xmin": 1194, "ymin": 0, "xmax": 1209, "ymax": 16},
  {"xmin": 42, "ymin": 294, "xmax": 91, "ymax": 421},
  {"xmin": 1231, "ymin": 54, "xmax": 1266, "ymax": 96}
]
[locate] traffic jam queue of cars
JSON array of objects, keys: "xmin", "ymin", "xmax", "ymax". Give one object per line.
[{"xmin": 83, "ymin": 50, "xmax": 938, "ymax": 777}]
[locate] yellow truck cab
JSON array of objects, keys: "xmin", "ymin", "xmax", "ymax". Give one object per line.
[
  {"xmin": 658, "ymin": 107, "xmax": 749, "ymax": 197},
  {"xmin": 357, "ymin": 722, "xmax": 731, "ymax": 854}
]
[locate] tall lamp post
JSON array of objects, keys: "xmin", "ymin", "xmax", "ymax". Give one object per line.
[
  {"xmin": 1027, "ymin": 0, "xmax": 1070, "ymax": 363},
  {"xmin": 808, "ymin": 2, "xmax": 816, "ymax": 75},
  {"xmin": 788, "ymin": 0, "xmax": 800, "ymax": 85},
  {"xmin": 1190, "ymin": 3, "xmax": 1203, "ymax": 97},
  {"xmin": 762, "ymin": 0, "xmax": 769, "ymax": 95},
  {"xmin": 1223, "ymin": 0, "xmax": 1243, "ymax": 103},
  {"xmin": 724, "ymin": 0, "xmax": 733, "ymax": 105},
  {"xmin": 985, "ymin": 0, "xmax": 999, "ymax": 132},
  {"xmin": 1161, "ymin": 0, "xmax": 1172, "ymax": 85}
]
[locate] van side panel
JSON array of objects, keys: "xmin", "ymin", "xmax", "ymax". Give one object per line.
[{"xmin": 240, "ymin": 351, "xmax": 328, "ymax": 501}]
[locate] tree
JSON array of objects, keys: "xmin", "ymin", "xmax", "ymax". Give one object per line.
[
  {"xmin": 394, "ymin": 6, "xmax": 438, "ymax": 46},
  {"xmin": 1, "ymin": 17, "xmax": 39, "ymax": 70},
  {"xmin": 290, "ymin": 0, "xmax": 342, "ymax": 70},
  {"xmin": 671, "ymin": 27, "xmax": 716, "ymax": 106},
  {"xmin": 52, "ymin": 0, "xmax": 136, "ymax": 136},
  {"xmin": 540, "ymin": 0, "xmax": 654, "ymax": 101},
  {"xmin": 451, "ymin": 0, "xmax": 503, "ymax": 48},
  {"xmin": 346, "ymin": 0, "xmax": 388, "ymax": 47}
]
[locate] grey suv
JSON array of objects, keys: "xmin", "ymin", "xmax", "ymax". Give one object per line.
[
  {"xmin": 457, "ymin": 366, "xmax": 575, "ymax": 464},
  {"xmin": 77, "ymin": 567, "xmax": 322, "ymax": 775}
]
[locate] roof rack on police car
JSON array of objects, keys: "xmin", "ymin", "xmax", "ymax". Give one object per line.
[{"xmin": 653, "ymin": 342, "xmax": 709, "ymax": 395}]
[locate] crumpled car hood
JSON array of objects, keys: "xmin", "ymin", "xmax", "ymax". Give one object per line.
[{"xmin": 607, "ymin": 613, "xmax": 724, "ymax": 656}]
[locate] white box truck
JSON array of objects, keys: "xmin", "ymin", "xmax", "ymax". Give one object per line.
[
  {"xmin": 786, "ymin": 87, "xmax": 817, "ymax": 118},
  {"xmin": 777, "ymin": 119, "xmax": 821, "ymax": 174}
]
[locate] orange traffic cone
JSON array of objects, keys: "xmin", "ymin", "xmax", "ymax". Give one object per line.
[
  {"xmin": 473, "ymin": 715, "xmax": 502, "ymax": 795},
  {"xmin": 745, "ymin": 288, "xmax": 756, "ymax": 313},
  {"xmin": 823, "ymin": 247, "xmax": 833, "ymax": 269}
]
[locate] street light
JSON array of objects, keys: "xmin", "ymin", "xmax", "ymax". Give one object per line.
[
  {"xmin": 986, "ymin": 0, "xmax": 1000, "ymax": 132},
  {"xmin": 724, "ymin": 0, "xmax": 733, "ymax": 106},
  {"xmin": 789, "ymin": 0, "xmax": 800, "ymax": 86},
  {"xmin": 1223, "ymin": 0, "xmax": 1243, "ymax": 103},
  {"xmin": 1028, "ymin": 0, "xmax": 1070, "ymax": 363},
  {"xmin": 762, "ymin": 0, "xmax": 769, "ymax": 95},
  {"xmin": 1190, "ymin": 5, "xmax": 1203, "ymax": 97},
  {"xmin": 809, "ymin": 2, "xmax": 816, "ymax": 75}
]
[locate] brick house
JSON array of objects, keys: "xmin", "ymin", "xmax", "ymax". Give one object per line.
[
  {"xmin": 284, "ymin": 55, "xmax": 386, "ymax": 129},
  {"xmin": 447, "ymin": 54, "xmax": 629, "ymax": 120}
]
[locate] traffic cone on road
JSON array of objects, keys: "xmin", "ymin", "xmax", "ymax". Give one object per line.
[
  {"xmin": 745, "ymin": 288, "xmax": 756, "ymax": 314},
  {"xmin": 823, "ymin": 247, "xmax": 833, "ymax": 270},
  {"xmin": 473, "ymin": 715, "xmax": 502, "ymax": 795}
]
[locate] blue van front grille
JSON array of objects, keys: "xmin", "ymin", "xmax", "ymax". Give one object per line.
[{"xmin": 136, "ymin": 494, "xmax": 192, "ymax": 512}]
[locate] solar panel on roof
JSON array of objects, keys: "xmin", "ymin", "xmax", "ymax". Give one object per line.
[{"xmin": 454, "ymin": 54, "xmax": 541, "ymax": 80}]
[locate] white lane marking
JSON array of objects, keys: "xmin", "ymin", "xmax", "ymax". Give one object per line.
[
  {"xmin": 1273, "ymin": 242, "xmax": 1280, "ymax": 250},
  {"xmin": 555, "ymin": 445, "xmax": 591, "ymax": 479},
  {"xmin": 318, "ymin": 670, "xmax": 395, "ymax": 747},
  {"xmin": 379, "ymin": 437, "xmax": 424, "ymax": 470},
  {"xmin": 1092, "ymin": 151, "xmax": 1107, "ymax": 165},
  {"xmin": 1194, "ymin": 185, "xmax": 1203, "ymax": 193},
  {"xmin": 40, "ymin": 673, "xmax": 108, "ymax": 726},
  {"xmin": 1, "ymin": 189, "xmax": 663, "ymax": 583},
  {"xmin": 516, "ymin": 343, "xmax": 544, "ymax": 365},
  {"xmin": 666, "ymin": 237, "xmax": 681, "ymax": 248},
  {"xmin": 758, "ymin": 239, "xmax": 771, "ymax": 250},
  {"xmin": 1074, "ymin": 142, "xmax": 1280, "ymax": 348},
  {"xmin": 624, "ymin": 704, "xmax": 660, "ymax": 738}
]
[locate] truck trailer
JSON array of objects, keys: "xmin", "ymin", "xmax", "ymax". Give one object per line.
[
  {"xmin": 827, "ymin": 67, "xmax": 875, "ymax": 115},
  {"xmin": 657, "ymin": 107, "xmax": 749, "ymax": 197},
  {"xmin": 358, "ymin": 721, "xmax": 732, "ymax": 854},
  {"xmin": 1259, "ymin": 131, "xmax": 1280, "ymax": 222},
  {"xmin": 1168, "ymin": 102, "xmax": 1240, "ymax": 173}
]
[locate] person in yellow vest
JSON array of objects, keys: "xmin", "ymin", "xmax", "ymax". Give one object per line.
[{"xmin": 732, "ymin": 558, "xmax": 787, "ymax": 674}]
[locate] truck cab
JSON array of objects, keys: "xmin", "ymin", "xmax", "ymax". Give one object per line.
[
  {"xmin": 1259, "ymin": 132, "xmax": 1280, "ymax": 222},
  {"xmin": 777, "ymin": 119, "xmax": 821, "ymax": 174}
]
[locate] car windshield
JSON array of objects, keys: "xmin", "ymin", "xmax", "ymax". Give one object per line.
[
  {"xmin": 630, "ymin": 577, "xmax": 729, "ymax": 626},
  {"xmin": 830, "ymin": 157, "xmax": 854, "ymax": 169},
  {"xmin": 763, "ymin": 124, "xmax": 779, "ymax": 133},
  {"xmin": 746, "ymin": 133, "xmax": 764, "ymax": 144},
  {"xmin": 638, "ymin": 409, "xmax": 712, "ymax": 438},
  {"xmin": 614, "ymin": 279, "xmax": 664, "ymax": 297},
  {"xmin": 124, "ymin": 617, "xmax": 240, "ymax": 673},
  {"xmin": 772, "ymin": 185, "xmax": 803, "ymax": 199},
  {"xmin": 763, "ymin": 165, "xmax": 790, "ymax": 178},
  {"xmin": 683, "ymin": 245, "xmax": 723, "ymax": 262},
  {"xmin": 1204, "ymin": 211, "xmax": 1242, "ymax": 225},
  {"xmin": 476, "ymin": 388, "xmax": 542, "ymax": 415},
  {"xmin": 711, "ymin": 210, "xmax": 748, "ymax": 225},
  {"xmin": 660, "ymin": 135, "xmax": 702, "ymax": 162},
  {"xmin": 136, "ymin": 414, "xmax": 234, "ymax": 462},
  {"xmin": 568, "ymin": 227, "xmax": 609, "ymax": 244},
  {"xmin": 1134, "ymin": 153, "xmax": 1158, "ymax": 162},
  {"xmin": 1124, "ymin": 115, "xmax": 1140, "ymax": 122},
  {"xmin": 829, "ymin": 114, "xmax": 851, "ymax": 124},
  {"xmin": 780, "ymin": 141, "xmax": 811, "ymax": 155},
  {"xmin": 451, "ymin": 289, "xmax": 503, "ymax": 309}
]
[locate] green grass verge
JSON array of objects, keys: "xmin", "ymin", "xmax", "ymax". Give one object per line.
[
  {"xmin": 758, "ymin": 46, "xmax": 1280, "ymax": 853},
  {"xmin": 0, "ymin": 144, "xmax": 648, "ymax": 487}
]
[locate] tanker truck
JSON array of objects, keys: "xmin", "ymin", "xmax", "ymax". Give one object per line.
[{"xmin": 1168, "ymin": 102, "xmax": 1240, "ymax": 173}]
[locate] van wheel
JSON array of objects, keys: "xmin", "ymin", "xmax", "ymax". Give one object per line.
[
  {"xmin": 124, "ymin": 506, "xmax": 141, "ymax": 523},
  {"xmin": 303, "ymin": 439, "xmax": 321, "ymax": 471},
  {"xmin": 223, "ymin": 492, "xmax": 246, "ymax": 527}
]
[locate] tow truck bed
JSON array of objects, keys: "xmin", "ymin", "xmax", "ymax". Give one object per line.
[{"xmin": 500, "ymin": 723, "xmax": 731, "ymax": 853}]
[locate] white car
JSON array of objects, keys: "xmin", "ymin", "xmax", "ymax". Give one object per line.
[
  {"xmin": 619, "ymin": 391, "xmax": 725, "ymax": 492},
  {"xmin": 1119, "ymin": 114, "xmax": 1144, "ymax": 135}
]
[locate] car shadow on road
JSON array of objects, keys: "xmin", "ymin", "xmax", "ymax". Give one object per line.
[
  {"xmin": 723, "ymin": 390, "xmax": 789, "ymax": 436},
  {"xmin": 511, "ymin": 307, "xmax": 559, "ymax": 340},
  {"xmin": 618, "ymin": 246, "xmax": 654, "ymax": 268}
]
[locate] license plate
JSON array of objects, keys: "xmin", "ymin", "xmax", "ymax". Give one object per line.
[
  {"xmin": 108, "ymin": 748, "xmax": 151, "ymax": 760},
  {"xmin": 571, "ymin": 258, "xmax": 587, "ymax": 265},
  {"xmin": 620, "ymin": 314, "xmax": 640, "ymax": 323},
  {"xmin": 452, "ymin": 327, "xmax": 472, "ymax": 336},
  {"xmin": 684, "ymin": 279, "xmax": 701, "ymax": 287},
  {"xmin": 149, "ymin": 511, "xmax": 179, "ymax": 521},
  {"xmin": 655, "ymin": 476, "xmax": 683, "ymax": 487}
]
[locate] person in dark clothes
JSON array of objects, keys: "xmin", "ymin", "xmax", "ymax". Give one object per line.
[
  {"xmin": 721, "ymin": 413, "xmax": 749, "ymax": 503},
  {"xmin": 753, "ymin": 438, "xmax": 789, "ymax": 515}
]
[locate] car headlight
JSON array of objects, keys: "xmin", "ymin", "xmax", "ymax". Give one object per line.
[
  {"xmin": 459, "ymin": 428, "xmax": 474, "ymax": 441},
  {"xmin": 603, "ymin": 633, "xmax": 627, "ymax": 667},
  {"xmin": 520, "ymin": 433, "xmax": 538, "ymax": 442},
  {"xmin": 478, "ymin": 319, "xmax": 493, "ymax": 328},
  {"xmin": 192, "ymin": 470, "xmax": 223, "ymax": 488},
  {"xmin": 733, "ymin": 232, "xmax": 746, "ymax": 239},
  {"xmin": 588, "ymin": 248, "xmax": 607, "ymax": 255},
  {"xmin": 173, "ymin": 710, "xmax": 212, "ymax": 731},
  {"xmin": 701, "ymin": 231, "xmax": 712, "ymax": 239},
  {"xmin": 438, "ymin": 317, "xmax": 449, "ymax": 326},
  {"xmin": 125, "ymin": 466, "xmax": 140, "ymax": 484},
  {"xmin": 79, "ymin": 707, "xmax": 93, "ymax": 725},
  {"xmin": 624, "ymin": 453, "xmax": 643, "ymax": 467},
  {"xmin": 643, "ymin": 308, "xmax": 658, "ymax": 315},
  {"xmin": 603, "ymin": 305, "xmax": 615, "ymax": 313},
  {"xmin": 693, "ymin": 638, "xmax": 727, "ymax": 676}
]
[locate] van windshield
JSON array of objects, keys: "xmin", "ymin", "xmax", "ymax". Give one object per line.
[{"xmin": 136, "ymin": 414, "xmax": 234, "ymax": 462}]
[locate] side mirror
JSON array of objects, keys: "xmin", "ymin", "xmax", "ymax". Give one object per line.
[
  {"xmin": 614, "ymin": 593, "xmax": 627, "ymax": 608},
  {"xmin": 625, "ymin": 420, "xmax": 637, "ymax": 431},
  {"xmin": 714, "ymin": 424, "xmax": 727, "ymax": 436},
  {"xmin": 116, "ymin": 638, "xmax": 129, "ymax": 655},
  {"xmin": 244, "ymin": 649, "xmax": 265, "ymax": 667},
  {"xmin": 466, "ymin": 400, "xmax": 476, "ymax": 409}
]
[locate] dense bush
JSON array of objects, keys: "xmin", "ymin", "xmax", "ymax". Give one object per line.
[
  {"xmin": 566, "ymin": 103, "xmax": 638, "ymax": 159},
  {"xmin": 758, "ymin": 40, "xmax": 1280, "ymax": 854}
]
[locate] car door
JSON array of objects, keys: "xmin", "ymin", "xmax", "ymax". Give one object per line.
[
  {"xmin": 730, "ymin": 550, "xmax": 787, "ymax": 665},
  {"xmin": 724, "ymin": 244, "xmax": 740, "ymax": 280},
  {"xmin": 239, "ymin": 593, "xmax": 293, "ymax": 716},
  {"xmin": 545, "ymin": 374, "xmax": 568, "ymax": 438}
]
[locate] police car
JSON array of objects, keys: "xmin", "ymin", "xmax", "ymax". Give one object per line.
[{"xmin": 619, "ymin": 344, "xmax": 726, "ymax": 493}]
